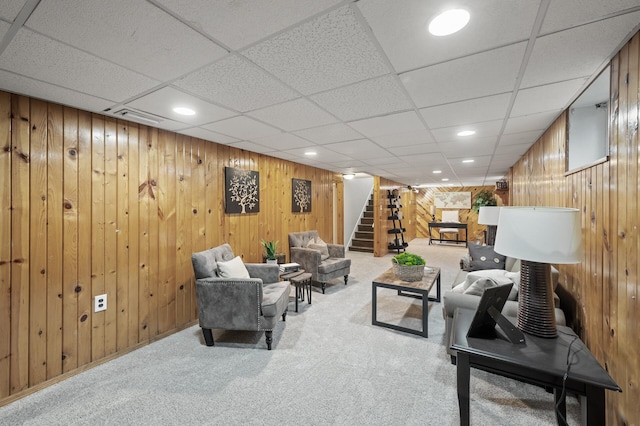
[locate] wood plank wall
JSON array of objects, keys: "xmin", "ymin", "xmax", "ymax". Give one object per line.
[
  {"xmin": 0, "ymin": 91, "xmax": 343, "ymax": 405},
  {"xmin": 508, "ymin": 32, "xmax": 640, "ymax": 425},
  {"xmin": 414, "ymin": 186, "xmax": 508, "ymax": 243},
  {"xmin": 372, "ymin": 177, "xmax": 416, "ymax": 257}
]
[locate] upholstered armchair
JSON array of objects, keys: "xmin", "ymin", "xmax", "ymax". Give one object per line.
[
  {"xmin": 191, "ymin": 244, "xmax": 289, "ymax": 350},
  {"xmin": 288, "ymin": 230, "xmax": 351, "ymax": 294}
]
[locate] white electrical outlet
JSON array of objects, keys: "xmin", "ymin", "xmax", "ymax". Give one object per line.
[{"xmin": 94, "ymin": 294, "xmax": 107, "ymax": 312}]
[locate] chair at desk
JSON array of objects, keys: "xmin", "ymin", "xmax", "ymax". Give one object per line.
[{"xmin": 439, "ymin": 210, "xmax": 460, "ymax": 243}]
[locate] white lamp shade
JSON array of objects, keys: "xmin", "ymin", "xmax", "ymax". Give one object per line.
[
  {"xmin": 478, "ymin": 206, "xmax": 501, "ymax": 225},
  {"xmin": 494, "ymin": 207, "xmax": 583, "ymax": 264}
]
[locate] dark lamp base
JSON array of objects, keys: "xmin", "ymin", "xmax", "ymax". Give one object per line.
[{"xmin": 517, "ymin": 260, "xmax": 557, "ymax": 338}]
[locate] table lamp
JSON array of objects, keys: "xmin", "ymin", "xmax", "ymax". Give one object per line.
[
  {"xmin": 477, "ymin": 206, "xmax": 501, "ymax": 245},
  {"xmin": 494, "ymin": 207, "xmax": 583, "ymax": 338}
]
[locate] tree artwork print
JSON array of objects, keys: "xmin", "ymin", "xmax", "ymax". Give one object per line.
[
  {"xmin": 225, "ymin": 167, "xmax": 260, "ymax": 214},
  {"xmin": 292, "ymin": 178, "xmax": 311, "ymax": 213}
]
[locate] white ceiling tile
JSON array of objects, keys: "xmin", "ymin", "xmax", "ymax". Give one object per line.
[
  {"xmin": 126, "ymin": 87, "xmax": 237, "ymax": 126},
  {"xmin": 243, "ymin": 5, "xmax": 390, "ymax": 95},
  {"xmin": 0, "ymin": 0, "xmax": 27, "ymax": 21},
  {"xmin": 348, "ymin": 111, "xmax": 425, "ymax": 138},
  {"xmin": 431, "ymin": 121, "xmax": 503, "ymax": 143},
  {"xmin": 358, "ymin": 0, "xmax": 539, "ymax": 73},
  {"xmin": 511, "ymin": 79, "xmax": 588, "ymax": 117},
  {"xmin": 420, "ymin": 93, "xmax": 512, "ymax": 129},
  {"xmin": 541, "ymin": 0, "xmax": 640, "ymax": 34},
  {"xmin": 372, "ymin": 129, "xmax": 435, "ymax": 148},
  {"xmin": 250, "ymin": 133, "xmax": 315, "ymax": 150},
  {"xmin": 227, "ymin": 141, "xmax": 274, "ymax": 154},
  {"xmin": 496, "ymin": 142, "xmax": 532, "ymax": 156},
  {"xmin": 310, "ymin": 75, "xmax": 413, "ymax": 121},
  {"xmin": 177, "ymin": 127, "xmax": 239, "ymax": 145},
  {"xmin": 174, "ymin": 55, "xmax": 298, "ymax": 112},
  {"xmin": 248, "ymin": 98, "xmax": 337, "ymax": 131},
  {"xmin": 283, "ymin": 146, "xmax": 353, "ymax": 162},
  {"xmin": 0, "ymin": 28, "xmax": 159, "ymax": 101},
  {"xmin": 293, "ymin": 123, "xmax": 364, "ymax": 144},
  {"xmin": 387, "ymin": 143, "xmax": 440, "ymax": 156},
  {"xmin": 202, "ymin": 116, "xmax": 281, "ymax": 140},
  {"xmin": 500, "ymin": 130, "xmax": 544, "ymax": 146},
  {"xmin": 0, "ymin": 20, "xmax": 10, "ymax": 38},
  {"xmin": 156, "ymin": 0, "xmax": 342, "ymax": 50},
  {"xmin": 397, "ymin": 152, "xmax": 446, "ymax": 166},
  {"xmin": 504, "ymin": 110, "xmax": 561, "ymax": 134},
  {"xmin": 447, "ymin": 155, "xmax": 493, "ymax": 167},
  {"xmin": 522, "ymin": 12, "xmax": 640, "ymax": 88},
  {"xmin": 325, "ymin": 139, "xmax": 390, "ymax": 160},
  {"xmin": 0, "ymin": 70, "xmax": 114, "ymax": 112},
  {"xmin": 439, "ymin": 138, "xmax": 498, "ymax": 157},
  {"xmin": 362, "ymin": 157, "xmax": 404, "ymax": 166},
  {"xmin": 401, "ymin": 42, "xmax": 527, "ymax": 108}
]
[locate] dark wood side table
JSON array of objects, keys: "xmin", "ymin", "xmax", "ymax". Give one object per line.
[
  {"xmin": 427, "ymin": 222, "xmax": 468, "ymax": 247},
  {"xmin": 450, "ymin": 308, "xmax": 621, "ymax": 426}
]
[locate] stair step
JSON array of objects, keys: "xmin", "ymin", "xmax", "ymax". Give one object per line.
[
  {"xmin": 363, "ymin": 211, "xmax": 373, "ymax": 218},
  {"xmin": 358, "ymin": 224, "xmax": 373, "ymax": 232},
  {"xmin": 349, "ymin": 246, "xmax": 374, "ymax": 253},
  {"xmin": 351, "ymin": 238, "xmax": 373, "ymax": 248},
  {"xmin": 355, "ymin": 231, "xmax": 373, "ymax": 239},
  {"xmin": 360, "ymin": 218, "xmax": 373, "ymax": 225}
]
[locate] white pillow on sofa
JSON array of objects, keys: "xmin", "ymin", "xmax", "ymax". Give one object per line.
[
  {"xmin": 217, "ymin": 256, "xmax": 250, "ymax": 279},
  {"xmin": 462, "ymin": 269, "xmax": 520, "ymax": 301}
]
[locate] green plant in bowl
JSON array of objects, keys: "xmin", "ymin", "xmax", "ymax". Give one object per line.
[
  {"xmin": 391, "ymin": 252, "xmax": 425, "ymax": 266},
  {"xmin": 472, "ymin": 189, "xmax": 497, "ymax": 212},
  {"xmin": 260, "ymin": 240, "xmax": 279, "ymax": 260}
]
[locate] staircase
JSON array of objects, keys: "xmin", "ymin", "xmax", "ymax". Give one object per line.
[{"xmin": 349, "ymin": 195, "xmax": 374, "ymax": 253}]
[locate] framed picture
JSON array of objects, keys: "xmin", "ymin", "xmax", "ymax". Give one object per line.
[
  {"xmin": 292, "ymin": 178, "xmax": 312, "ymax": 213},
  {"xmin": 434, "ymin": 192, "xmax": 471, "ymax": 209},
  {"xmin": 225, "ymin": 167, "xmax": 260, "ymax": 214}
]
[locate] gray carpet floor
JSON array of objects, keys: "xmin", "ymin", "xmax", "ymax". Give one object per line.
[{"xmin": 0, "ymin": 239, "xmax": 580, "ymax": 425}]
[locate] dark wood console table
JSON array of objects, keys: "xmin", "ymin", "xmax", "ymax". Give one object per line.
[
  {"xmin": 428, "ymin": 222, "xmax": 468, "ymax": 247},
  {"xmin": 450, "ymin": 308, "xmax": 620, "ymax": 426}
]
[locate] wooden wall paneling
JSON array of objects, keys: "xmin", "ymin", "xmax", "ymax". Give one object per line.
[
  {"xmin": 248, "ymin": 151, "xmax": 259, "ymax": 261},
  {"xmin": 190, "ymin": 138, "xmax": 204, "ymax": 316},
  {"xmin": 76, "ymin": 110, "xmax": 92, "ymax": 367},
  {"xmin": 174, "ymin": 135, "xmax": 187, "ymax": 326},
  {"xmin": 137, "ymin": 126, "xmax": 150, "ymax": 342},
  {"xmin": 0, "ymin": 92, "xmax": 11, "ymax": 398},
  {"xmin": 147, "ymin": 127, "xmax": 160, "ymax": 338},
  {"xmin": 103, "ymin": 119, "xmax": 118, "ymax": 355},
  {"xmin": 166, "ymin": 130, "xmax": 178, "ymax": 332},
  {"xmin": 116, "ymin": 121, "xmax": 130, "ymax": 352},
  {"xmin": 203, "ymin": 141, "xmax": 218, "ymax": 249},
  {"xmin": 62, "ymin": 106, "xmax": 79, "ymax": 373},
  {"xmin": 29, "ymin": 99, "xmax": 47, "ymax": 386},
  {"xmin": 127, "ymin": 124, "xmax": 139, "ymax": 347},
  {"xmin": 90, "ymin": 114, "xmax": 106, "ymax": 361}
]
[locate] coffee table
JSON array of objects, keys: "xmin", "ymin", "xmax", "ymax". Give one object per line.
[{"xmin": 371, "ymin": 266, "xmax": 441, "ymax": 337}]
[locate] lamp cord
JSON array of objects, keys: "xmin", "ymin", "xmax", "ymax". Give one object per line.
[{"xmin": 554, "ymin": 330, "xmax": 583, "ymax": 425}]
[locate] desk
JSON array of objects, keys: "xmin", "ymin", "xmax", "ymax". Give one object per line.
[
  {"xmin": 428, "ymin": 222, "xmax": 468, "ymax": 247},
  {"xmin": 450, "ymin": 308, "xmax": 621, "ymax": 426}
]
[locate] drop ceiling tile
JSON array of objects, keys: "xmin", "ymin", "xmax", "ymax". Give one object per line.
[
  {"xmin": 310, "ymin": 75, "xmax": 413, "ymax": 121},
  {"xmin": 439, "ymin": 138, "xmax": 498, "ymax": 157},
  {"xmin": 401, "ymin": 42, "xmax": 527, "ymax": 108},
  {"xmin": 511, "ymin": 79, "xmax": 588, "ymax": 117},
  {"xmin": 174, "ymin": 55, "xmax": 298, "ymax": 112},
  {"xmin": 420, "ymin": 93, "xmax": 512, "ymax": 129},
  {"xmin": 372, "ymin": 130, "xmax": 435, "ymax": 148},
  {"xmin": 202, "ymin": 116, "xmax": 281, "ymax": 140},
  {"xmin": 324, "ymin": 139, "xmax": 390, "ymax": 160},
  {"xmin": 541, "ymin": 0, "xmax": 640, "ymax": 34},
  {"xmin": 397, "ymin": 152, "xmax": 446, "ymax": 166},
  {"xmin": 0, "ymin": 0, "xmax": 27, "ymax": 20},
  {"xmin": 431, "ymin": 120, "xmax": 503, "ymax": 143},
  {"xmin": 522, "ymin": 12, "xmax": 640, "ymax": 88},
  {"xmin": 387, "ymin": 143, "xmax": 440, "ymax": 156},
  {"xmin": 248, "ymin": 98, "xmax": 337, "ymax": 131},
  {"xmin": 227, "ymin": 141, "xmax": 274, "ymax": 154},
  {"xmin": 293, "ymin": 123, "xmax": 363, "ymax": 144},
  {"xmin": 156, "ymin": 0, "xmax": 341, "ymax": 50},
  {"xmin": 362, "ymin": 157, "xmax": 404, "ymax": 166},
  {"xmin": 499, "ymin": 129, "xmax": 544, "ymax": 146},
  {"xmin": 0, "ymin": 28, "xmax": 159, "ymax": 101},
  {"xmin": 0, "ymin": 20, "xmax": 9, "ymax": 37},
  {"xmin": 348, "ymin": 111, "xmax": 425, "ymax": 138},
  {"xmin": 0, "ymin": 70, "xmax": 114, "ymax": 113},
  {"xmin": 504, "ymin": 110, "xmax": 560, "ymax": 134},
  {"xmin": 283, "ymin": 146, "xmax": 353, "ymax": 163},
  {"xmin": 243, "ymin": 5, "xmax": 390, "ymax": 95},
  {"xmin": 358, "ymin": 0, "xmax": 538, "ymax": 73},
  {"xmin": 448, "ymin": 155, "xmax": 493, "ymax": 167},
  {"xmin": 495, "ymin": 142, "xmax": 532, "ymax": 156},
  {"xmin": 250, "ymin": 133, "xmax": 315, "ymax": 150},
  {"xmin": 126, "ymin": 87, "xmax": 237, "ymax": 126},
  {"xmin": 177, "ymin": 127, "xmax": 239, "ymax": 145}
]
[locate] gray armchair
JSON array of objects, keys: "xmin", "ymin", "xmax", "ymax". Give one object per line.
[
  {"xmin": 288, "ymin": 231, "xmax": 351, "ymax": 294},
  {"xmin": 191, "ymin": 244, "xmax": 289, "ymax": 350}
]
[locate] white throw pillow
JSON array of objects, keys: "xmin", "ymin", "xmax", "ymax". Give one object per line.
[{"xmin": 217, "ymin": 256, "xmax": 250, "ymax": 279}]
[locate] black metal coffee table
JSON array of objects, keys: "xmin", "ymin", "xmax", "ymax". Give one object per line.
[{"xmin": 371, "ymin": 266, "xmax": 441, "ymax": 337}]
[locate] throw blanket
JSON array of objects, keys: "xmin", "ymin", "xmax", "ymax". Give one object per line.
[{"xmin": 453, "ymin": 269, "xmax": 520, "ymax": 301}]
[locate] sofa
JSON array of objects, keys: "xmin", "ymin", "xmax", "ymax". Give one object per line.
[
  {"xmin": 442, "ymin": 244, "xmax": 566, "ymax": 354},
  {"xmin": 288, "ymin": 230, "xmax": 351, "ymax": 294},
  {"xmin": 191, "ymin": 243, "xmax": 290, "ymax": 350}
]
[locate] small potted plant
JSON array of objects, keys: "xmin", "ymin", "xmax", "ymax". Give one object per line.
[
  {"xmin": 261, "ymin": 240, "xmax": 279, "ymax": 264},
  {"xmin": 391, "ymin": 252, "xmax": 426, "ymax": 282},
  {"xmin": 472, "ymin": 189, "xmax": 497, "ymax": 212}
]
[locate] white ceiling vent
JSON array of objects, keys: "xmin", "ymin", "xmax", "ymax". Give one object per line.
[{"xmin": 112, "ymin": 109, "xmax": 163, "ymax": 125}]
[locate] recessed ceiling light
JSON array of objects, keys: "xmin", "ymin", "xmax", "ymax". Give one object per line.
[
  {"xmin": 457, "ymin": 130, "xmax": 475, "ymax": 137},
  {"xmin": 343, "ymin": 173, "xmax": 355, "ymax": 180},
  {"xmin": 442, "ymin": 178, "xmax": 449, "ymax": 182},
  {"xmin": 428, "ymin": 9, "xmax": 470, "ymax": 36},
  {"xmin": 304, "ymin": 151, "xmax": 317, "ymax": 156},
  {"xmin": 433, "ymin": 170, "xmax": 442, "ymax": 174},
  {"xmin": 173, "ymin": 107, "xmax": 196, "ymax": 116},
  {"xmin": 462, "ymin": 159, "xmax": 475, "ymax": 163}
]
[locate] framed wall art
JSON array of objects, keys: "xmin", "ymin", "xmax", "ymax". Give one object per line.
[
  {"xmin": 434, "ymin": 191, "xmax": 471, "ymax": 209},
  {"xmin": 292, "ymin": 178, "xmax": 312, "ymax": 213},
  {"xmin": 225, "ymin": 167, "xmax": 260, "ymax": 214}
]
